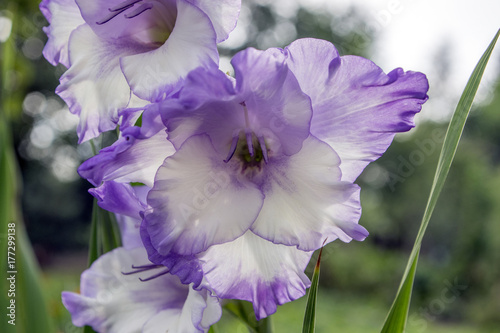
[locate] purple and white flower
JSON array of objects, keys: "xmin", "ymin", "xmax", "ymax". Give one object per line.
[
  {"xmin": 40, "ymin": 0, "xmax": 241, "ymax": 142},
  {"xmin": 62, "ymin": 246, "xmax": 222, "ymax": 332},
  {"xmin": 79, "ymin": 38, "xmax": 429, "ymax": 319}
]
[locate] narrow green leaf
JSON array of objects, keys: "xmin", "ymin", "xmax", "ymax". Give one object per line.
[
  {"xmin": 381, "ymin": 29, "xmax": 500, "ymax": 332},
  {"xmin": 0, "ymin": 110, "xmax": 54, "ymax": 333},
  {"xmin": 87, "ymin": 199, "xmax": 100, "ymax": 266},
  {"xmin": 302, "ymin": 245, "xmax": 325, "ymax": 333},
  {"xmin": 99, "ymin": 207, "xmax": 122, "ymax": 254}
]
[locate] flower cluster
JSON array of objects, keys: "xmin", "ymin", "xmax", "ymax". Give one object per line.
[{"xmin": 41, "ymin": 0, "xmax": 429, "ymax": 332}]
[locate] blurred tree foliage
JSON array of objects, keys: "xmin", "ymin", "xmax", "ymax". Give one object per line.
[{"xmin": 2, "ymin": 0, "xmax": 93, "ymax": 259}]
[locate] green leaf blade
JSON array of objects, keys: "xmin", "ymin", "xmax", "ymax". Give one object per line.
[
  {"xmin": 380, "ymin": 28, "xmax": 500, "ymax": 333},
  {"xmin": 302, "ymin": 246, "xmax": 324, "ymax": 333}
]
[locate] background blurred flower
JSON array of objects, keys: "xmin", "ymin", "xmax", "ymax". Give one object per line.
[{"xmin": 40, "ymin": 0, "xmax": 241, "ymax": 142}]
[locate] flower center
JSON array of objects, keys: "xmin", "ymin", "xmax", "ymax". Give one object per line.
[
  {"xmin": 234, "ymin": 132, "xmax": 267, "ymax": 170},
  {"xmin": 224, "ymin": 102, "xmax": 269, "ymax": 170}
]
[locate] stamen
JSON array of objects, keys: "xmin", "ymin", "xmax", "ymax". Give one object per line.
[
  {"xmin": 258, "ymin": 136, "xmax": 269, "ymax": 163},
  {"xmin": 96, "ymin": 7, "xmax": 132, "ymax": 24},
  {"xmin": 224, "ymin": 134, "xmax": 239, "ymax": 163},
  {"xmin": 125, "ymin": 3, "xmax": 153, "ymax": 19},
  {"xmin": 121, "ymin": 263, "xmax": 161, "ymax": 275},
  {"xmin": 246, "ymin": 131, "xmax": 254, "ymax": 157},
  {"xmin": 139, "ymin": 268, "xmax": 170, "ymax": 282},
  {"xmin": 109, "ymin": 0, "xmax": 143, "ymax": 12},
  {"xmin": 132, "ymin": 263, "xmax": 159, "ymax": 269}
]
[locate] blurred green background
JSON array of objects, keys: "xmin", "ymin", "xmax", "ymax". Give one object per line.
[{"xmin": 1, "ymin": 0, "xmax": 499, "ymax": 332}]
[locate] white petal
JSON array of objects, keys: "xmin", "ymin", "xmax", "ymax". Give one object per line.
[
  {"xmin": 62, "ymin": 247, "xmax": 190, "ymax": 333},
  {"xmin": 120, "ymin": 0, "xmax": 218, "ymax": 102},
  {"xmin": 251, "ymin": 136, "xmax": 367, "ymax": 251},
  {"xmin": 201, "ymin": 231, "xmax": 312, "ymax": 319},
  {"xmin": 284, "ymin": 39, "xmax": 428, "ymax": 182},
  {"xmin": 40, "ymin": 0, "xmax": 85, "ymax": 67},
  {"xmin": 57, "ymin": 24, "xmax": 149, "ymax": 142},
  {"xmin": 145, "ymin": 135, "xmax": 264, "ymax": 256}
]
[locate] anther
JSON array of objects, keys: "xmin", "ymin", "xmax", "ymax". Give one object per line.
[
  {"xmin": 258, "ymin": 136, "xmax": 269, "ymax": 163},
  {"xmin": 224, "ymin": 134, "xmax": 240, "ymax": 163},
  {"xmin": 246, "ymin": 131, "xmax": 254, "ymax": 157},
  {"xmin": 96, "ymin": 7, "xmax": 132, "ymax": 25},
  {"xmin": 121, "ymin": 263, "xmax": 161, "ymax": 275}
]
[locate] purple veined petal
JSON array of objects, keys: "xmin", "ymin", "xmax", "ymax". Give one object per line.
[
  {"xmin": 90, "ymin": 181, "xmax": 147, "ymax": 219},
  {"xmin": 200, "ymin": 230, "xmax": 312, "ymax": 320},
  {"xmin": 159, "ymin": 92, "xmax": 244, "ymax": 155},
  {"xmin": 90, "ymin": 181, "xmax": 149, "ymax": 249},
  {"xmin": 144, "ymin": 134, "xmax": 264, "ymax": 256},
  {"xmin": 284, "ymin": 38, "xmax": 429, "ymax": 182},
  {"xmin": 250, "ymin": 135, "xmax": 367, "ymax": 251},
  {"xmin": 62, "ymin": 247, "xmax": 221, "ymax": 333},
  {"xmin": 40, "ymin": 0, "xmax": 85, "ymax": 67},
  {"xmin": 120, "ymin": 0, "xmax": 218, "ymax": 102},
  {"xmin": 176, "ymin": 66, "xmax": 237, "ymax": 108},
  {"xmin": 231, "ymin": 47, "xmax": 313, "ymax": 156},
  {"xmin": 188, "ymin": 0, "xmax": 241, "ymax": 42},
  {"xmin": 161, "ymin": 50, "xmax": 313, "ymax": 158},
  {"xmin": 231, "ymin": 47, "xmax": 288, "ymax": 103},
  {"xmin": 56, "ymin": 24, "xmax": 152, "ymax": 143},
  {"xmin": 78, "ymin": 126, "xmax": 174, "ymax": 187}
]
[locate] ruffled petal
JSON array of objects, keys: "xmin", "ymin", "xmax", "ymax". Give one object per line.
[
  {"xmin": 40, "ymin": 0, "xmax": 85, "ymax": 67},
  {"xmin": 189, "ymin": 0, "xmax": 241, "ymax": 42},
  {"xmin": 144, "ymin": 135, "xmax": 264, "ymax": 256},
  {"xmin": 284, "ymin": 38, "xmax": 429, "ymax": 182},
  {"xmin": 251, "ymin": 136, "xmax": 367, "ymax": 251},
  {"xmin": 62, "ymin": 247, "xmax": 190, "ymax": 333},
  {"xmin": 120, "ymin": 0, "xmax": 218, "ymax": 102},
  {"xmin": 201, "ymin": 231, "xmax": 312, "ymax": 320},
  {"xmin": 78, "ymin": 126, "xmax": 174, "ymax": 187},
  {"xmin": 56, "ymin": 24, "xmax": 151, "ymax": 142}
]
